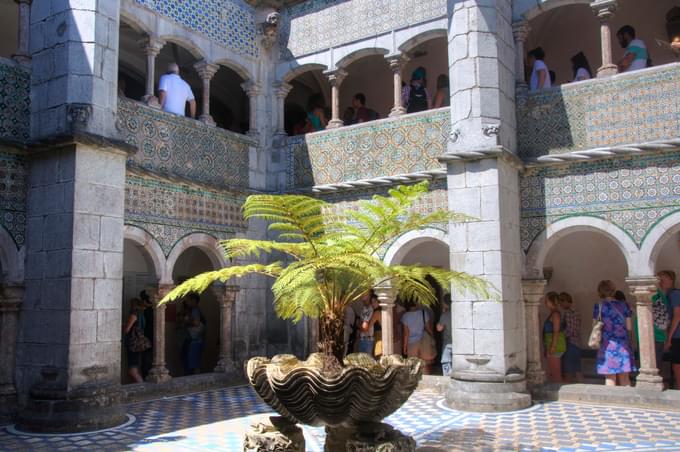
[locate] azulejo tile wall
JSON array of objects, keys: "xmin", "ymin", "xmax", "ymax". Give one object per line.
[
  {"xmin": 125, "ymin": 173, "xmax": 247, "ymax": 254},
  {"xmin": 280, "ymin": 0, "xmax": 446, "ymax": 58},
  {"xmin": 0, "ymin": 149, "xmax": 27, "ymax": 249},
  {"xmin": 118, "ymin": 98, "xmax": 252, "ymax": 189},
  {"xmin": 520, "ymin": 151, "xmax": 680, "ymax": 253},
  {"xmin": 287, "ymin": 109, "xmax": 450, "ymax": 188},
  {"xmin": 517, "ymin": 64, "xmax": 680, "ymax": 159},
  {"xmin": 134, "ymin": 0, "xmax": 258, "ymax": 57},
  {"xmin": 0, "ymin": 59, "xmax": 30, "ymax": 144}
]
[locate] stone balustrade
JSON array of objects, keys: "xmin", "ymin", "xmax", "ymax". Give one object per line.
[
  {"xmin": 0, "ymin": 58, "xmax": 30, "ymax": 145},
  {"xmin": 517, "ymin": 63, "xmax": 680, "ymax": 160},
  {"xmin": 117, "ymin": 97, "xmax": 255, "ymax": 188},
  {"xmin": 285, "ymin": 107, "xmax": 450, "ymax": 189}
]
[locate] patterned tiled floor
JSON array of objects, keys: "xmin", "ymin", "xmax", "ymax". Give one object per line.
[{"xmin": 1, "ymin": 385, "xmax": 680, "ymax": 451}]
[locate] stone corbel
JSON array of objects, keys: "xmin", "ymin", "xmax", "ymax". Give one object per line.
[{"xmin": 260, "ymin": 12, "xmax": 281, "ymax": 50}]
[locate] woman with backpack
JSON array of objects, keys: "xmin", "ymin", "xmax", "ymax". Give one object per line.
[{"xmin": 403, "ymin": 66, "xmax": 431, "ymax": 114}]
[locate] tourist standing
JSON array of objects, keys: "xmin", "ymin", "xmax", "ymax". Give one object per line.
[
  {"xmin": 352, "ymin": 93, "xmax": 378, "ymax": 123},
  {"xmin": 543, "ymin": 291, "xmax": 565, "ymax": 383},
  {"xmin": 358, "ymin": 291, "xmax": 376, "ymax": 355},
  {"xmin": 123, "ymin": 298, "xmax": 150, "ymax": 383},
  {"xmin": 401, "ymin": 300, "xmax": 434, "ymax": 373},
  {"xmin": 571, "ymin": 51, "xmax": 592, "ymax": 81},
  {"xmin": 527, "ymin": 47, "xmax": 551, "ymax": 92},
  {"xmin": 559, "ymin": 292, "xmax": 582, "ymax": 382},
  {"xmin": 616, "ymin": 25, "xmax": 648, "ymax": 72},
  {"xmin": 403, "ymin": 66, "xmax": 431, "ymax": 113},
  {"xmin": 432, "ymin": 74, "xmax": 450, "ymax": 109},
  {"xmin": 436, "ymin": 296, "xmax": 453, "ymax": 376},
  {"xmin": 181, "ymin": 293, "xmax": 206, "ymax": 375},
  {"xmin": 660, "ymin": 270, "xmax": 680, "ymax": 389},
  {"xmin": 158, "ymin": 63, "xmax": 196, "ymax": 118}
]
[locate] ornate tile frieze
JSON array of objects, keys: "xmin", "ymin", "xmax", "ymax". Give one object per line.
[
  {"xmin": 520, "ymin": 152, "xmax": 680, "ymax": 252},
  {"xmin": 517, "ymin": 64, "xmax": 680, "ymax": 159},
  {"xmin": 286, "ymin": 109, "xmax": 449, "ymax": 188},
  {"xmin": 279, "ymin": 0, "xmax": 447, "ymax": 58},
  {"xmin": 134, "ymin": 0, "xmax": 258, "ymax": 57},
  {"xmin": 125, "ymin": 174, "xmax": 247, "ymax": 254},
  {"xmin": 118, "ymin": 98, "xmax": 252, "ymax": 189},
  {"xmin": 0, "ymin": 60, "xmax": 30, "ymax": 144},
  {"xmin": 0, "ymin": 149, "xmax": 27, "ymax": 248}
]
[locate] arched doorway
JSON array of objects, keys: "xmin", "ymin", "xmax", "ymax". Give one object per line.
[
  {"xmin": 339, "ymin": 52, "xmax": 391, "ymax": 120},
  {"xmin": 285, "ymin": 67, "xmax": 329, "ymax": 135},
  {"xmin": 401, "ymin": 33, "xmax": 449, "ymax": 110},
  {"xmin": 210, "ymin": 65, "xmax": 249, "ymax": 133}
]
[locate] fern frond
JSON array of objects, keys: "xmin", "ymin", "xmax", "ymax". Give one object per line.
[{"xmin": 221, "ymin": 238, "xmax": 313, "ymax": 260}]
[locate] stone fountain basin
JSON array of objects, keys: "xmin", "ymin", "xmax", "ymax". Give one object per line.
[{"xmin": 246, "ymin": 353, "xmax": 423, "ymax": 427}]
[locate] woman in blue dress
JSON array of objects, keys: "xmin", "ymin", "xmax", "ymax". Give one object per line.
[{"xmin": 593, "ymin": 280, "xmax": 636, "ymax": 386}]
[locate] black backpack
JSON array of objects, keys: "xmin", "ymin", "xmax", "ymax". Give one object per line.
[{"xmin": 407, "ymin": 84, "xmax": 428, "ymax": 113}]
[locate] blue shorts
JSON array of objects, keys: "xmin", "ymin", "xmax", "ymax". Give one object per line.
[{"xmin": 562, "ymin": 342, "xmax": 582, "ymax": 374}]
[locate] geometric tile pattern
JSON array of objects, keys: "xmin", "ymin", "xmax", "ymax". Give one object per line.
[
  {"xmin": 125, "ymin": 173, "xmax": 247, "ymax": 255},
  {"xmin": 3, "ymin": 385, "xmax": 680, "ymax": 451},
  {"xmin": 0, "ymin": 149, "xmax": 27, "ymax": 248},
  {"xmin": 280, "ymin": 0, "xmax": 447, "ymax": 58},
  {"xmin": 118, "ymin": 98, "xmax": 252, "ymax": 190},
  {"xmin": 517, "ymin": 64, "xmax": 680, "ymax": 159},
  {"xmin": 134, "ymin": 0, "xmax": 259, "ymax": 57},
  {"xmin": 286, "ymin": 109, "xmax": 450, "ymax": 188},
  {"xmin": 520, "ymin": 151, "xmax": 680, "ymax": 252},
  {"xmin": 0, "ymin": 59, "xmax": 30, "ymax": 144}
]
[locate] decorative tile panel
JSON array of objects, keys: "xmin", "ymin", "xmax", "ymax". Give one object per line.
[
  {"xmin": 0, "ymin": 149, "xmax": 27, "ymax": 248},
  {"xmin": 286, "ymin": 108, "xmax": 450, "ymax": 188},
  {"xmin": 520, "ymin": 152, "xmax": 680, "ymax": 252},
  {"xmin": 118, "ymin": 98, "xmax": 253, "ymax": 189},
  {"xmin": 0, "ymin": 59, "xmax": 30, "ymax": 144},
  {"xmin": 517, "ymin": 64, "xmax": 680, "ymax": 159},
  {"xmin": 134, "ymin": 0, "xmax": 259, "ymax": 57},
  {"xmin": 125, "ymin": 173, "xmax": 247, "ymax": 254},
  {"xmin": 280, "ymin": 0, "xmax": 447, "ymax": 58}
]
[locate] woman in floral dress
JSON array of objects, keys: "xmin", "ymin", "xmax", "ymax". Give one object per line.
[{"xmin": 593, "ymin": 280, "xmax": 636, "ymax": 386}]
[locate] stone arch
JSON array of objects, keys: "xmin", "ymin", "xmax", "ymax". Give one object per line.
[
  {"xmin": 119, "ymin": 9, "xmax": 153, "ymax": 36},
  {"xmin": 158, "ymin": 34, "xmax": 206, "ymax": 61},
  {"xmin": 514, "ymin": 0, "xmax": 591, "ymax": 22},
  {"xmin": 397, "ymin": 29, "xmax": 448, "ymax": 54},
  {"xmin": 524, "ymin": 216, "xmax": 640, "ymax": 279},
  {"xmin": 638, "ymin": 210, "xmax": 680, "ymax": 277},
  {"xmin": 281, "ymin": 63, "xmax": 329, "ymax": 83},
  {"xmin": 123, "ymin": 225, "xmax": 166, "ymax": 283},
  {"xmin": 0, "ymin": 225, "xmax": 22, "ymax": 283},
  {"xmin": 383, "ymin": 228, "xmax": 449, "ymax": 266},
  {"xmin": 335, "ymin": 47, "xmax": 390, "ymax": 70},
  {"xmin": 213, "ymin": 58, "xmax": 255, "ymax": 84},
  {"xmin": 165, "ymin": 233, "xmax": 227, "ymax": 281}
]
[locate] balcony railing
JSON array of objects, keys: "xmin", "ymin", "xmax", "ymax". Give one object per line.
[
  {"xmin": 0, "ymin": 57, "xmax": 30, "ymax": 144},
  {"xmin": 117, "ymin": 97, "xmax": 254, "ymax": 188},
  {"xmin": 517, "ymin": 63, "xmax": 680, "ymax": 160},
  {"xmin": 285, "ymin": 107, "xmax": 450, "ymax": 189}
]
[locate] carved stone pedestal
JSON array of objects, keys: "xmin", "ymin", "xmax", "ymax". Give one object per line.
[
  {"xmin": 326, "ymin": 423, "xmax": 416, "ymax": 452},
  {"xmin": 243, "ymin": 416, "xmax": 305, "ymax": 452}
]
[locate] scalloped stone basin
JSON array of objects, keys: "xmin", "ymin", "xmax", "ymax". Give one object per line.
[{"xmin": 246, "ymin": 353, "xmax": 423, "ymax": 427}]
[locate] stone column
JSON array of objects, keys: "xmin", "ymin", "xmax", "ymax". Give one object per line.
[
  {"xmin": 194, "ymin": 60, "xmax": 220, "ymax": 126},
  {"xmin": 325, "ymin": 69, "xmax": 347, "ymax": 129},
  {"xmin": 241, "ymin": 81, "xmax": 262, "ymax": 137},
  {"xmin": 12, "ymin": 0, "xmax": 31, "ymax": 65},
  {"xmin": 139, "ymin": 36, "xmax": 165, "ymax": 106},
  {"xmin": 212, "ymin": 284, "xmax": 240, "ymax": 374},
  {"xmin": 626, "ymin": 277, "xmax": 663, "ymax": 391},
  {"xmin": 146, "ymin": 284, "xmax": 174, "ymax": 383},
  {"xmin": 374, "ymin": 281, "xmax": 397, "ymax": 356},
  {"xmin": 0, "ymin": 283, "xmax": 24, "ymax": 420},
  {"xmin": 273, "ymin": 81, "xmax": 293, "ymax": 137},
  {"xmin": 521, "ymin": 279, "xmax": 546, "ymax": 386},
  {"xmin": 512, "ymin": 21, "xmax": 530, "ymax": 91},
  {"xmin": 591, "ymin": 0, "xmax": 618, "ymax": 77},
  {"xmin": 385, "ymin": 54, "xmax": 408, "ymax": 117}
]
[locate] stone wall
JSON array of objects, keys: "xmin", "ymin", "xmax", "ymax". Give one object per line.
[{"xmin": 0, "ymin": 58, "xmax": 30, "ymax": 144}]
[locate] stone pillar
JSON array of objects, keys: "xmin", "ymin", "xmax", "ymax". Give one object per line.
[
  {"xmin": 444, "ymin": 0, "xmax": 528, "ymax": 412},
  {"xmin": 591, "ymin": 0, "xmax": 618, "ymax": 77},
  {"xmin": 242, "ymin": 81, "xmax": 262, "ymax": 137},
  {"xmin": 0, "ymin": 283, "xmax": 24, "ymax": 420},
  {"xmin": 212, "ymin": 284, "xmax": 240, "ymax": 374},
  {"xmin": 12, "ymin": 0, "xmax": 31, "ymax": 65},
  {"xmin": 273, "ymin": 81, "xmax": 293, "ymax": 137},
  {"xmin": 386, "ymin": 54, "xmax": 408, "ymax": 117},
  {"xmin": 194, "ymin": 60, "xmax": 220, "ymax": 126},
  {"xmin": 325, "ymin": 69, "xmax": 347, "ymax": 129},
  {"xmin": 521, "ymin": 279, "xmax": 547, "ymax": 386},
  {"xmin": 626, "ymin": 277, "xmax": 663, "ymax": 391},
  {"xmin": 139, "ymin": 36, "xmax": 165, "ymax": 106},
  {"xmin": 146, "ymin": 284, "xmax": 174, "ymax": 383},
  {"xmin": 512, "ymin": 21, "xmax": 530, "ymax": 91},
  {"xmin": 374, "ymin": 280, "xmax": 397, "ymax": 356}
]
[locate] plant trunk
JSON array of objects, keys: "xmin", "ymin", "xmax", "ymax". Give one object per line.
[{"xmin": 319, "ymin": 313, "xmax": 344, "ymax": 373}]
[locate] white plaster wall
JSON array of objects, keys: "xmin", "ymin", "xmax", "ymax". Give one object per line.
[
  {"xmin": 398, "ymin": 240, "xmax": 451, "ymax": 269},
  {"xmin": 655, "ymin": 230, "xmax": 680, "ymax": 278}
]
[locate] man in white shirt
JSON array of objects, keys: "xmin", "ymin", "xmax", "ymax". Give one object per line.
[
  {"xmin": 158, "ymin": 63, "xmax": 196, "ymax": 118},
  {"xmin": 616, "ymin": 25, "xmax": 648, "ymax": 72}
]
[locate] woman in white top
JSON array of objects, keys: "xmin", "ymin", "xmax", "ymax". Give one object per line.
[
  {"xmin": 571, "ymin": 51, "xmax": 592, "ymax": 82},
  {"xmin": 527, "ymin": 47, "xmax": 551, "ymax": 92}
]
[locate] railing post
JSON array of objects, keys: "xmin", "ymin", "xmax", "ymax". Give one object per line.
[
  {"xmin": 273, "ymin": 81, "xmax": 293, "ymax": 137},
  {"xmin": 194, "ymin": 60, "xmax": 220, "ymax": 126},
  {"xmin": 12, "ymin": 0, "xmax": 31, "ymax": 65},
  {"xmin": 591, "ymin": 0, "xmax": 619, "ymax": 77},
  {"xmin": 385, "ymin": 54, "xmax": 409, "ymax": 117},
  {"xmin": 146, "ymin": 284, "xmax": 174, "ymax": 383},
  {"xmin": 241, "ymin": 81, "xmax": 262, "ymax": 137},
  {"xmin": 139, "ymin": 36, "xmax": 165, "ymax": 106},
  {"xmin": 512, "ymin": 21, "xmax": 530, "ymax": 92},
  {"xmin": 212, "ymin": 284, "xmax": 240, "ymax": 374},
  {"xmin": 522, "ymin": 279, "xmax": 547, "ymax": 386},
  {"xmin": 374, "ymin": 280, "xmax": 397, "ymax": 356},
  {"xmin": 626, "ymin": 277, "xmax": 664, "ymax": 391},
  {"xmin": 325, "ymin": 69, "xmax": 347, "ymax": 129}
]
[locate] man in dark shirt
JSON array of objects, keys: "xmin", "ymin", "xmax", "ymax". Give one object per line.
[{"xmin": 351, "ymin": 93, "xmax": 378, "ymax": 123}]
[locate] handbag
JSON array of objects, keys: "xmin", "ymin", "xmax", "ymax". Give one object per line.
[
  {"xmin": 588, "ymin": 302, "xmax": 604, "ymax": 349},
  {"xmin": 418, "ymin": 311, "xmax": 437, "ymax": 361},
  {"xmin": 127, "ymin": 326, "xmax": 151, "ymax": 353}
]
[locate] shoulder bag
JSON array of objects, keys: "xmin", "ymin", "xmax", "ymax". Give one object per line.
[
  {"xmin": 587, "ymin": 302, "xmax": 604, "ymax": 349},
  {"xmin": 127, "ymin": 325, "xmax": 152, "ymax": 353}
]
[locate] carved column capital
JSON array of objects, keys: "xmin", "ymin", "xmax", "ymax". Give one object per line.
[
  {"xmin": 385, "ymin": 53, "xmax": 409, "ymax": 73},
  {"xmin": 273, "ymin": 81, "xmax": 293, "ymax": 99},
  {"xmin": 521, "ymin": 279, "xmax": 547, "ymax": 305},
  {"xmin": 139, "ymin": 36, "xmax": 165, "ymax": 57},
  {"xmin": 591, "ymin": 0, "xmax": 617, "ymax": 21},
  {"xmin": 210, "ymin": 283, "xmax": 240, "ymax": 305},
  {"xmin": 0, "ymin": 283, "xmax": 24, "ymax": 312},
  {"xmin": 512, "ymin": 20, "xmax": 531, "ymax": 42},
  {"xmin": 324, "ymin": 69, "xmax": 348, "ymax": 87},
  {"xmin": 374, "ymin": 280, "xmax": 396, "ymax": 308},
  {"xmin": 193, "ymin": 60, "xmax": 220, "ymax": 81},
  {"xmin": 625, "ymin": 277, "xmax": 657, "ymax": 306},
  {"xmin": 241, "ymin": 81, "xmax": 262, "ymax": 98}
]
